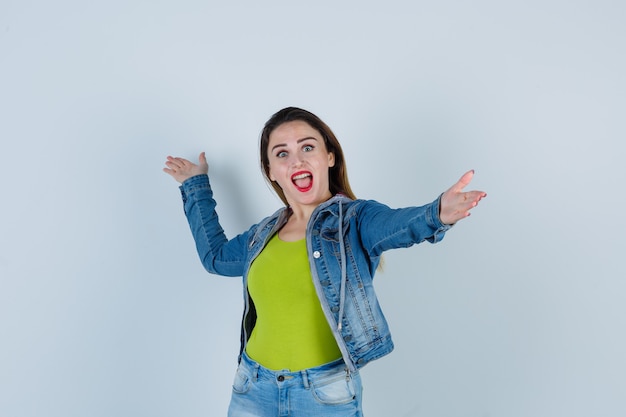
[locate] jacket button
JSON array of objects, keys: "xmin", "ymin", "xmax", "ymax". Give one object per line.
[
  {"xmin": 313, "ymin": 251, "xmax": 321, "ymax": 259},
  {"xmin": 331, "ymin": 306, "xmax": 339, "ymax": 313}
]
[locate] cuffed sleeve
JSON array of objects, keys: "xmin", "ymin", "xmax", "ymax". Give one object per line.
[{"xmin": 426, "ymin": 194, "xmax": 453, "ymax": 243}]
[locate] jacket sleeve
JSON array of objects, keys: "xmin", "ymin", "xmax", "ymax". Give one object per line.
[
  {"xmin": 356, "ymin": 196, "xmax": 452, "ymax": 257},
  {"xmin": 179, "ymin": 174, "xmax": 250, "ymax": 277}
]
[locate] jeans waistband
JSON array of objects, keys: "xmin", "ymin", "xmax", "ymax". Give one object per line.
[{"xmin": 240, "ymin": 351, "xmax": 350, "ymax": 388}]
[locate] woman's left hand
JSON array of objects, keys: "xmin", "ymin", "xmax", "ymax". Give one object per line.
[{"xmin": 439, "ymin": 170, "xmax": 487, "ymax": 225}]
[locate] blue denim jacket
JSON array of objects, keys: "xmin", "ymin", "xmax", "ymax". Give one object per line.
[{"xmin": 179, "ymin": 174, "xmax": 451, "ymax": 372}]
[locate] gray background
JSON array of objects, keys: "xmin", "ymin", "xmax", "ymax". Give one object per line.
[{"xmin": 1, "ymin": 1, "xmax": 624, "ymax": 416}]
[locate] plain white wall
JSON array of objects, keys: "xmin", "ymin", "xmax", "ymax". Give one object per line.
[{"xmin": 1, "ymin": 1, "xmax": 624, "ymax": 416}]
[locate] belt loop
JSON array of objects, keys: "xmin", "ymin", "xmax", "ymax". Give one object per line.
[
  {"xmin": 301, "ymin": 370, "xmax": 310, "ymax": 389},
  {"xmin": 244, "ymin": 352, "xmax": 260, "ymax": 382},
  {"xmin": 253, "ymin": 362, "xmax": 260, "ymax": 382}
]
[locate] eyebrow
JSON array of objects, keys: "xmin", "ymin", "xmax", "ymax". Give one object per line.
[{"xmin": 270, "ymin": 136, "xmax": 318, "ymax": 152}]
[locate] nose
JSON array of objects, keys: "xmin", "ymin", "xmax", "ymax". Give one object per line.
[{"xmin": 289, "ymin": 153, "xmax": 304, "ymax": 167}]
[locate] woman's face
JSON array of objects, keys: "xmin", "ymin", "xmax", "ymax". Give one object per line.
[{"xmin": 267, "ymin": 120, "xmax": 335, "ymax": 209}]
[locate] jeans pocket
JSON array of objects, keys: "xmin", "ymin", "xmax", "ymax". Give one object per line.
[
  {"xmin": 311, "ymin": 372, "xmax": 356, "ymax": 405},
  {"xmin": 231, "ymin": 366, "xmax": 251, "ymax": 394}
]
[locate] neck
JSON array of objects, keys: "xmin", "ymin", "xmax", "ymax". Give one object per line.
[
  {"xmin": 287, "ymin": 203, "xmax": 316, "ymax": 225},
  {"xmin": 285, "ymin": 191, "xmax": 333, "ymax": 224},
  {"xmin": 278, "ymin": 205, "xmax": 313, "ymax": 242}
]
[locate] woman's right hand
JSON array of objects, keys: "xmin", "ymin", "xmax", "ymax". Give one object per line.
[{"xmin": 163, "ymin": 152, "xmax": 209, "ymax": 183}]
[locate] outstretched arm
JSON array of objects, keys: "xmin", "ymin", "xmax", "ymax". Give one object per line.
[
  {"xmin": 165, "ymin": 157, "xmax": 248, "ymax": 277},
  {"xmin": 163, "ymin": 152, "xmax": 209, "ymax": 183},
  {"xmin": 439, "ymin": 170, "xmax": 487, "ymax": 225}
]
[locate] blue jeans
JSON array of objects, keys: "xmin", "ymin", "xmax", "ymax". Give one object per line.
[{"xmin": 227, "ymin": 352, "xmax": 363, "ymax": 417}]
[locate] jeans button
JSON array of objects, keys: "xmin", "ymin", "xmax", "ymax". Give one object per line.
[{"xmin": 277, "ymin": 375, "xmax": 285, "ymax": 382}]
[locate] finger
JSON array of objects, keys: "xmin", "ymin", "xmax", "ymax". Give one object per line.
[
  {"xmin": 199, "ymin": 151, "xmax": 207, "ymax": 164},
  {"xmin": 451, "ymin": 170, "xmax": 474, "ymax": 193},
  {"xmin": 166, "ymin": 156, "xmax": 183, "ymax": 168},
  {"xmin": 459, "ymin": 191, "xmax": 483, "ymax": 208},
  {"xmin": 164, "ymin": 160, "xmax": 182, "ymax": 170},
  {"xmin": 174, "ymin": 157, "xmax": 189, "ymax": 166},
  {"xmin": 463, "ymin": 191, "xmax": 487, "ymax": 212},
  {"xmin": 471, "ymin": 190, "xmax": 487, "ymax": 202}
]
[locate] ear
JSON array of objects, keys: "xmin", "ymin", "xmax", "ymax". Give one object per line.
[
  {"xmin": 328, "ymin": 152, "xmax": 335, "ymax": 168},
  {"xmin": 268, "ymin": 166, "xmax": 276, "ymax": 182}
]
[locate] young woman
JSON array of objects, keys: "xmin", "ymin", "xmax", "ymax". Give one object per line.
[{"xmin": 163, "ymin": 107, "xmax": 486, "ymax": 417}]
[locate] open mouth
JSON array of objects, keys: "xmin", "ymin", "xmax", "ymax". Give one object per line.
[{"xmin": 291, "ymin": 171, "xmax": 313, "ymax": 192}]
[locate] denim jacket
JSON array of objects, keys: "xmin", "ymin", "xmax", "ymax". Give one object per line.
[{"xmin": 179, "ymin": 174, "xmax": 451, "ymax": 372}]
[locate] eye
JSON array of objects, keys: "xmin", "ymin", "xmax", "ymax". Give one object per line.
[
  {"xmin": 276, "ymin": 150, "xmax": 288, "ymax": 158},
  {"xmin": 303, "ymin": 145, "xmax": 314, "ymax": 152}
]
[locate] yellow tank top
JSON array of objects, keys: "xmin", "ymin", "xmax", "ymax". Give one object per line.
[{"xmin": 245, "ymin": 234, "xmax": 342, "ymax": 371}]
